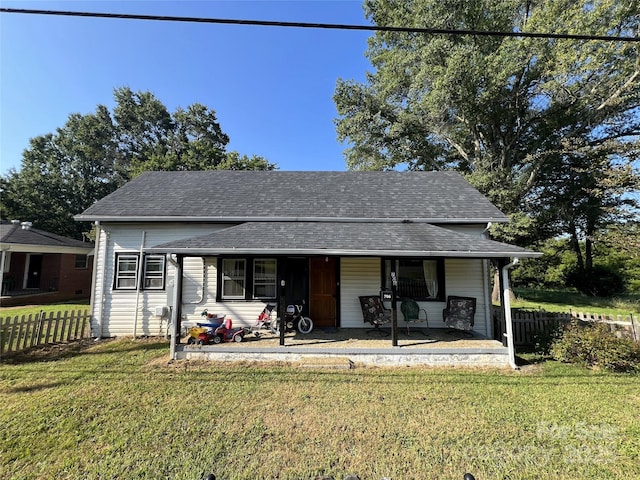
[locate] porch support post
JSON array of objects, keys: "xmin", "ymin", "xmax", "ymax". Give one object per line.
[
  {"xmin": 390, "ymin": 264, "xmax": 398, "ymax": 347},
  {"xmin": 501, "ymin": 257, "xmax": 520, "ymax": 370},
  {"xmin": 279, "ymin": 280, "xmax": 286, "ymax": 346},
  {"xmin": 169, "ymin": 254, "xmax": 183, "ymax": 361},
  {"xmin": 0, "ymin": 250, "xmax": 6, "ymax": 296}
]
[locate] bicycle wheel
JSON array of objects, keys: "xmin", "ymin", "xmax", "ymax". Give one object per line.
[
  {"xmin": 270, "ymin": 318, "xmax": 281, "ymax": 335},
  {"xmin": 297, "ymin": 317, "xmax": 313, "ymax": 334}
]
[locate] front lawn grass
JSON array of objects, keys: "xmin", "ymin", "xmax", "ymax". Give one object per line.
[
  {"xmin": 1, "ymin": 338, "xmax": 639, "ymax": 480},
  {"xmin": 0, "ymin": 301, "xmax": 90, "ymax": 324},
  {"xmin": 512, "ymin": 288, "xmax": 640, "ymax": 318}
]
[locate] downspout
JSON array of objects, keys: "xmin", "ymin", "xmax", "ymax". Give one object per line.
[
  {"xmin": 482, "ymin": 259, "xmax": 492, "ymax": 337},
  {"xmin": 133, "ymin": 231, "xmax": 146, "ymax": 338},
  {"xmin": 97, "ymin": 227, "xmax": 110, "ymax": 338},
  {"xmin": 89, "ymin": 221, "xmax": 101, "ymax": 338},
  {"xmin": 502, "ymin": 258, "xmax": 520, "ymax": 370},
  {"xmin": 481, "ymin": 222, "xmax": 493, "ymax": 337}
]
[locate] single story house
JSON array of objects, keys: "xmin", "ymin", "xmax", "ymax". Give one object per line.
[
  {"xmin": 76, "ymin": 170, "xmax": 539, "ymax": 364},
  {"xmin": 0, "ymin": 220, "xmax": 94, "ymax": 306}
]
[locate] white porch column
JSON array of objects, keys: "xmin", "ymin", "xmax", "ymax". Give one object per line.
[{"xmin": 501, "ymin": 258, "xmax": 520, "ymax": 370}]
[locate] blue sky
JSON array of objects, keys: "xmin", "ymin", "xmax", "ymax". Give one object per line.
[{"xmin": 0, "ymin": 0, "xmax": 372, "ymax": 175}]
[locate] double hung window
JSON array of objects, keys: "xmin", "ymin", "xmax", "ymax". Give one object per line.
[
  {"xmin": 219, "ymin": 257, "xmax": 277, "ymax": 300},
  {"xmin": 143, "ymin": 255, "xmax": 166, "ymax": 289},
  {"xmin": 114, "ymin": 253, "xmax": 166, "ymax": 290},
  {"xmin": 253, "ymin": 259, "xmax": 277, "ymax": 299},
  {"xmin": 115, "ymin": 254, "xmax": 139, "ymax": 290}
]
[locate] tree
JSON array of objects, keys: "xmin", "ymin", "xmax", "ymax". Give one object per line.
[
  {"xmin": 334, "ymin": 0, "xmax": 639, "ymax": 290},
  {"xmin": 0, "ymin": 87, "xmax": 275, "ymax": 238}
]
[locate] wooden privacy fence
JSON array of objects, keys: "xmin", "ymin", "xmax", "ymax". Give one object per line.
[
  {"xmin": 0, "ymin": 309, "xmax": 91, "ymax": 359},
  {"xmin": 493, "ymin": 308, "xmax": 640, "ymax": 346}
]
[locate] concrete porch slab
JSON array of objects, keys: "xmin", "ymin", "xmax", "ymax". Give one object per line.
[{"xmin": 176, "ymin": 328, "xmax": 509, "ymax": 367}]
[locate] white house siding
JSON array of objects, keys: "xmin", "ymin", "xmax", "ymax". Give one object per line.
[
  {"xmin": 442, "ymin": 258, "xmax": 489, "ymax": 336},
  {"xmin": 439, "ymin": 224, "xmax": 487, "ymax": 235},
  {"xmin": 339, "ymin": 256, "xmax": 490, "ymax": 336},
  {"xmin": 89, "ymin": 226, "xmax": 109, "ymax": 337},
  {"xmin": 92, "ymin": 224, "xmax": 228, "ymax": 337},
  {"xmin": 92, "ymin": 222, "xmax": 492, "ymax": 337},
  {"xmin": 182, "ymin": 257, "xmax": 205, "ymax": 305},
  {"xmin": 340, "ymin": 257, "xmax": 381, "ymax": 328},
  {"xmin": 179, "ymin": 256, "xmax": 269, "ymax": 331}
]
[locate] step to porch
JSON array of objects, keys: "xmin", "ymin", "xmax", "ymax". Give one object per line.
[{"xmin": 176, "ymin": 345, "xmax": 510, "ymax": 368}]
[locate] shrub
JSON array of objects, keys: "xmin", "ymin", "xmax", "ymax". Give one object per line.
[
  {"xmin": 531, "ymin": 324, "xmax": 564, "ymax": 356},
  {"xmin": 550, "ymin": 320, "xmax": 640, "ymax": 372}
]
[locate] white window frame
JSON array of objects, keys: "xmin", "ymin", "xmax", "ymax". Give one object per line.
[
  {"xmin": 115, "ymin": 254, "xmax": 139, "ymax": 290},
  {"xmin": 253, "ymin": 258, "xmax": 277, "ymax": 299},
  {"xmin": 75, "ymin": 254, "xmax": 89, "ymax": 269},
  {"xmin": 143, "ymin": 255, "xmax": 166, "ymax": 290}
]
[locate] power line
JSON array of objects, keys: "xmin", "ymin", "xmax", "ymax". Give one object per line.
[{"xmin": 1, "ymin": 7, "xmax": 638, "ymax": 42}]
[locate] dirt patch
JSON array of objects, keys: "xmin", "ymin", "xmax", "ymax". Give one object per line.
[{"xmin": 1, "ymin": 337, "xmax": 113, "ymax": 364}]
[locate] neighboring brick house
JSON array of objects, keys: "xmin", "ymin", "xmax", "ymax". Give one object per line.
[{"xmin": 0, "ymin": 220, "xmax": 94, "ymax": 307}]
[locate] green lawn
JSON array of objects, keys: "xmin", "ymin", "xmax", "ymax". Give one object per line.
[
  {"xmin": 0, "ymin": 301, "xmax": 90, "ymax": 324},
  {"xmin": 511, "ymin": 288, "xmax": 640, "ymax": 318},
  {"xmin": 1, "ymin": 338, "xmax": 638, "ymax": 480}
]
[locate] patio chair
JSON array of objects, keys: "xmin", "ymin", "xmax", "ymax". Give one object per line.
[
  {"xmin": 400, "ymin": 299, "xmax": 429, "ymax": 336},
  {"xmin": 442, "ymin": 296, "xmax": 476, "ymax": 337},
  {"xmin": 358, "ymin": 295, "xmax": 391, "ymax": 336}
]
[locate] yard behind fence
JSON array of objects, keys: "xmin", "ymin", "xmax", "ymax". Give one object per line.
[
  {"xmin": 493, "ymin": 308, "xmax": 640, "ymax": 346},
  {"xmin": 0, "ymin": 309, "xmax": 91, "ymax": 359}
]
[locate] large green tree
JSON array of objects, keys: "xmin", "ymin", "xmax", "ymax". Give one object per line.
[
  {"xmin": 0, "ymin": 87, "xmax": 276, "ymax": 239},
  {"xmin": 334, "ymin": 0, "xmax": 639, "ymax": 289}
]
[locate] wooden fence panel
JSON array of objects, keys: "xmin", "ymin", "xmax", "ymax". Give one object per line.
[
  {"xmin": 0, "ymin": 309, "xmax": 91, "ymax": 359},
  {"xmin": 493, "ymin": 308, "xmax": 639, "ymax": 346}
]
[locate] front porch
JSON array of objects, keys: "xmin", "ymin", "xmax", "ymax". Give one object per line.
[{"xmin": 176, "ymin": 327, "xmax": 509, "ymax": 367}]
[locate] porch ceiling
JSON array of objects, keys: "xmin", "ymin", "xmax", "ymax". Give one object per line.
[{"xmin": 146, "ymin": 221, "xmax": 540, "ymax": 258}]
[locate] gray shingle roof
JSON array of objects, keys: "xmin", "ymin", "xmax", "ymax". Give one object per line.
[
  {"xmin": 1, "ymin": 221, "xmax": 92, "ymax": 250},
  {"xmin": 76, "ymin": 170, "xmax": 508, "ymax": 223},
  {"xmin": 147, "ymin": 222, "xmax": 539, "ymax": 258}
]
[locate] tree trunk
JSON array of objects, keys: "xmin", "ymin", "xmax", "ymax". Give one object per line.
[
  {"xmin": 570, "ymin": 223, "xmax": 584, "ymax": 271},
  {"xmin": 491, "ymin": 265, "xmax": 515, "ymax": 304}
]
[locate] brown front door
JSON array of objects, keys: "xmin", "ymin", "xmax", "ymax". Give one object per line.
[{"xmin": 309, "ymin": 257, "xmax": 337, "ymax": 328}]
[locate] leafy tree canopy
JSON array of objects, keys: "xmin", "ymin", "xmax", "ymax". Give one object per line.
[
  {"xmin": 334, "ymin": 0, "xmax": 639, "ymax": 292},
  {"xmin": 335, "ymin": 0, "xmax": 638, "ymax": 206},
  {"xmin": 0, "ymin": 87, "xmax": 276, "ymax": 238}
]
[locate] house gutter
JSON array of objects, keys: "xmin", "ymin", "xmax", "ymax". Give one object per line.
[
  {"xmin": 501, "ymin": 258, "xmax": 520, "ymax": 370},
  {"xmin": 481, "ymin": 223, "xmax": 492, "ymax": 337},
  {"xmin": 144, "ymin": 247, "xmax": 541, "ymax": 258},
  {"xmin": 133, "ymin": 231, "xmax": 146, "ymax": 338}
]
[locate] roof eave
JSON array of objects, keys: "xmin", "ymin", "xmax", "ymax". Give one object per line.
[
  {"xmin": 145, "ymin": 247, "xmax": 541, "ymax": 258},
  {"xmin": 0, "ymin": 243, "xmax": 94, "ymax": 254},
  {"xmin": 75, "ymin": 215, "xmax": 510, "ymax": 224}
]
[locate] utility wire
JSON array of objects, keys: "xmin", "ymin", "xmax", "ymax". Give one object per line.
[{"xmin": 1, "ymin": 7, "xmax": 639, "ymax": 42}]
